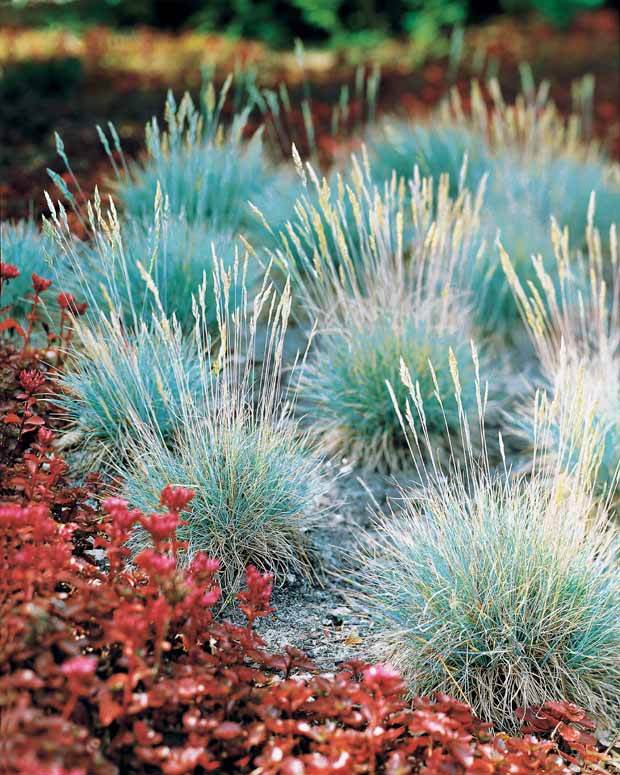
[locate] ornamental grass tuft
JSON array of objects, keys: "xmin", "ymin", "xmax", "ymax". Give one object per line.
[
  {"xmin": 365, "ymin": 78, "xmax": 620, "ymax": 336},
  {"xmin": 45, "ymin": 184, "xmax": 248, "ymax": 335},
  {"xmin": 55, "ymin": 314, "xmax": 201, "ymax": 471},
  {"xmin": 121, "ymin": 255, "xmax": 329, "ymax": 591},
  {"xmin": 113, "ymin": 84, "xmax": 298, "ymax": 243},
  {"xmin": 351, "ymin": 355, "xmax": 620, "ymax": 731},
  {"xmin": 504, "ymin": 210, "xmax": 620, "ymax": 508},
  {"xmin": 276, "ymin": 153, "xmax": 494, "ymax": 470}
]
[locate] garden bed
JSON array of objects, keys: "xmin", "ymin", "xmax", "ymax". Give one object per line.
[{"xmin": 2, "ymin": 9, "xmax": 620, "ymax": 773}]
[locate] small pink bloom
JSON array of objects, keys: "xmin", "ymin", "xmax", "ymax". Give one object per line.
[
  {"xmin": 32, "ymin": 273, "xmax": 53, "ymax": 293},
  {"xmin": 19, "ymin": 369, "xmax": 46, "ymax": 393},
  {"xmin": 0, "ymin": 262, "xmax": 20, "ymax": 280},
  {"xmin": 57, "ymin": 292, "xmax": 87, "ymax": 316},
  {"xmin": 61, "ymin": 655, "xmax": 97, "ymax": 680},
  {"xmin": 160, "ymin": 484, "xmax": 195, "ymax": 513},
  {"xmin": 37, "ymin": 427, "xmax": 55, "ymax": 446}
]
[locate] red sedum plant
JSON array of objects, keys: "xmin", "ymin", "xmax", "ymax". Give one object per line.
[{"xmin": 0, "ymin": 482, "xmax": 609, "ymax": 774}]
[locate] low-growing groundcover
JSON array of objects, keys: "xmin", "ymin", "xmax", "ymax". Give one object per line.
[
  {"xmin": 0, "ymin": 303, "xmax": 607, "ymax": 772},
  {"xmin": 1, "ymin": 488, "xmax": 609, "ymax": 774}
]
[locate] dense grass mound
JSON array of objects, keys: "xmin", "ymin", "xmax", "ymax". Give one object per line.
[
  {"xmin": 301, "ymin": 311, "xmax": 478, "ymax": 471},
  {"xmin": 351, "ymin": 361, "xmax": 620, "ymax": 731},
  {"xmin": 505, "ymin": 216, "xmax": 620, "ymax": 506},
  {"xmin": 355, "ymin": 469, "xmax": 620, "ymax": 732},
  {"xmin": 364, "ymin": 81, "xmax": 620, "ymax": 336},
  {"xmin": 277, "ymin": 155, "xmax": 493, "ymax": 470},
  {"xmin": 365, "ymin": 122, "xmax": 487, "ymax": 194},
  {"xmin": 0, "ymin": 219, "xmax": 62, "ymax": 320},
  {"xmin": 79, "ymin": 214, "xmax": 241, "ymax": 333},
  {"xmin": 56, "ymin": 316, "xmax": 201, "ymax": 469},
  {"xmin": 115, "ymin": 89, "xmax": 297, "ymax": 240},
  {"xmin": 124, "ymin": 420, "xmax": 325, "ymax": 591},
  {"xmin": 119, "ymin": 259, "xmax": 328, "ymax": 591},
  {"xmin": 46, "ymin": 183, "xmax": 253, "ymax": 336}
]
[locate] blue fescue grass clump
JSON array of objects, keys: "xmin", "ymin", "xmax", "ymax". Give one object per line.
[
  {"xmin": 514, "ymin": 375, "xmax": 620, "ymax": 506},
  {"xmin": 75, "ymin": 214, "xmax": 242, "ymax": 333},
  {"xmin": 114, "ymin": 89, "xmax": 295, "ymax": 239},
  {"xmin": 364, "ymin": 87, "xmax": 620, "ymax": 337},
  {"xmin": 57, "ymin": 317, "xmax": 201, "ymax": 470},
  {"xmin": 275, "ymin": 152, "xmax": 492, "ymax": 471},
  {"xmin": 470, "ymin": 154, "xmax": 617, "ymax": 335},
  {"xmin": 351, "ymin": 365, "xmax": 620, "ymax": 731},
  {"xmin": 0, "ymin": 220, "xmax": 59, "ymax": 319},
  {"xmin": 365, "ymin": 122, "xmax": 487, "ymax": 194},
  {"xmin": 504, "ymin": 217, "xmax": 620, "ymax": 510},
  {"xmin": 124, "ymin": 421, "xmax": 326, "ymax": 592},
  {"xmin": 300, "ymin": 314, "xmax": 479, "ymax": 471},
  {"xmin": 471, "ymin": 155, "xmax": 565, "ymax": 334},
  {"xmin": 45, "ymin": 185, "xmax": 251, "ymax": 336},
  {"xmin": 267, "ymin": 151, "xmax": 411, "ymax": 316},
  {"xmin": 121, "ymin": 263, "xmax": 329, "ymax": 592},
  {"xmin": 354, "ymin": 472, "xmax": 620, "ymax": 732}
]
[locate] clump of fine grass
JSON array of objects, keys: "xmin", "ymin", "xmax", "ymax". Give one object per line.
[
  {"xmin": 0, "ymin": 219, "xmax": 63, "ymax": 320},
  {"xmin": 504, "ymin": 207, "xmax": 620, "ymax": 507},
  {"xmin": 273, "ymin": 152, "xmax": 494, "ymax": 471},
  {"xmin": 110, "ymin": 83, "xmax": 298, "ymax": 241},
  {"xmin": 350, "ymin": 354, "xmax": 620, "ymax": 732},
  {"xmin": 121, "ymin": 254, "xmax": 329, "ymax": 592},
  {"xmin": 56, "ymin": 316, "xmax": 202, "ymax": 471},
  {"xmin": 364, "ymin": 77, "xmax": 620, "ymax": 337},
  {"xmin": 45, "ymin": 185, "xmax": 248, "ymax": 335},
  {"xmin": 365, "ymin": 122, "xmax": 487, "ymax": 196},
  {"xmin": 78, "ymin": 207, "xmax": 240, "ymax": 333},
  {"xmin": 44, "ymin": 189, "xmax": 204, "ymax": 469},
  {"xmin": 300, "ymin": 308, "xmax": 481, "ymax": 472}
]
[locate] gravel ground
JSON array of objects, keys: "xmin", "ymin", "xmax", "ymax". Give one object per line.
[{"xmin": 251, "ymin": 466, "xmax": 412, "ymax": 671}]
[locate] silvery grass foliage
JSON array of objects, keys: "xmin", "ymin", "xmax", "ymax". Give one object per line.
[
  {"xmin": 364, "ymin": 77, "xmax": 589, "ymax": 193},
  {"xmin": 121, "ymin": 255, "xmax": 329, "ymax": 592},
  {"xmin": 56, "ymin": 315, "xmax": 201, "ymax": 472},
  {"xmin": 365, "ymin": 78, "xmax": 620, "ymax": 336},
  {"xmin": 75, "ymin": 200, "xmax": 240, "ymax": 333},
  {"xmin": 365, "ymin": 122, "xmax": 487, "ymax": 197},
  {"xmin": 271, "ymin": 151, "xmax": 494, "ymax": 471},
  {"xmin": 45, "ymin": 185, "xmax": 247, "ymax": 335},
  {"xmin": 0, "ymin": 219, "xmax": 61, "ymax": 320},
  {"xmin": 44, "ymin": 190, "xmax": 204, "ymax": 468},
  {"xmin": 504, "ymin": 206, "xmax": 620, "ymax": 507},
  {"xmin": 106, "ymin": 80, "xmax": 300, "ymax": 243},
  {"xmin": 350, "ymin": 351, "xmax": 620, "ymax": 731}
]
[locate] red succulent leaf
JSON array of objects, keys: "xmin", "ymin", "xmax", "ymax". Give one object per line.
[{"xmin": 0, "ymin": 317, "xmax": 26, "ymax": 337}]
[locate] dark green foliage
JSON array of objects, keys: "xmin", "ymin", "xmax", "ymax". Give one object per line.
[
  {"xmin": 500, "ymin": 0, "xmax": 605, "ymax": 26},
  {"xmin": 0, "ymin": 57, "xmax": 83, "ymax": 102},
  {"xmin": 3, "ymin": 0, "xmax": 603, "ymax": 45}
]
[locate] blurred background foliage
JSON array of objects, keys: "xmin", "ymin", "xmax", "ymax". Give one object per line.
[{"xmin": 1, "ymin": 0, "xmax": 609, "ymax": 47}]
